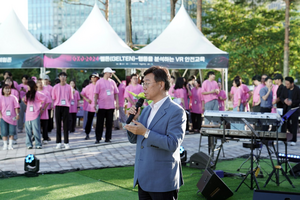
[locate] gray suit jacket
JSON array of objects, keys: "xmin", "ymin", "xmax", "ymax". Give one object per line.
[{"xmin": 127, "ymin": 96, "xmax": 186, "ymax": 192}]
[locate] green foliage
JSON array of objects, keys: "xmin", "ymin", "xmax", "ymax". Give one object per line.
[
  {"xmin": 46, "ymin": 40, "xmax": 53, "ymax": 50},
  {"xmin": 61, "ymin": 35, "xmax": 68, "ymax": 44},
  {"xmin": 201, "ymin": 0, "xmax": 300, "ymax": 81},
  {"xmin": 38, "ymin": 33, "xmax": 44, "ymax": 45}
]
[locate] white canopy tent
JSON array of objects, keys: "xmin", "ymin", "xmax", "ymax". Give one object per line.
[
  {"xmin": 43, "ymin": 3, "xmax": 133, "ymax": 69},
  {"xmin": 0, "ymin": 9, "xmax": 48, "ymax": 68},
  {"xmin": 135, "ymin": 4, "xmax": 229, "ymax": 107}
]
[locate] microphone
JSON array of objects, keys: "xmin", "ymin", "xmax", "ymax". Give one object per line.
[{"xmin": 126, "ymin": 98, "xmax": 144, "ymax": 124}]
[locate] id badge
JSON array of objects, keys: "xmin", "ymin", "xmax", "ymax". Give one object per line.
[
  {"xmin": 194, "ymin": 100, "xmax": 197, "ymax": 104},
  {"xmin": 30, "ymin": 106, "xmax": 34, "ymax": 112},
  {"xmin": 106, "ymin": 89, "xmax": 111, "ymax": 96},
  {"xmin": 61, "ymin": 99, "xmax": 66, "ymax": 105},
  {"xmin": 71, "ymin": 100, "xmax": 75, "ymax": 105},
  {"xmin": 6, "ymin": 110, "xmax": 11, "ymax": 116}
]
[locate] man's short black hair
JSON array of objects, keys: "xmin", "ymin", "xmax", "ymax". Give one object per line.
[
  {"xmin": 274, "ymin": 74, "xmax": 283, "ymax": 81},
  {"xmin": 144, "ymin": 66, "xmax": 170, "ymax": 91},
  {"xmin": 252, "ymin": 75, "xmax": 261, "ymax": 81},
  {"xmin": 3, "ymin": 71, "xmax": 12, "ymax": 77},
  {"xmin": 265, "ymin": 76, "xmax": 272, "ymax": 82},
  {"xmin": 58, "ymin": 72, "xmax": 67, "ymax": 77},
  {"xmin": 285, "ymin": 76, "xmax": 294, "ymax": 84},
  {"xmin": 234, "ymin": 78, "xmax": 241, "ymax": 87},
  {"xmin": 130, "ymin": 73, "xmax": 138, "ymax": 79},
  {"xmin": 207, "ymin": 71, "xmax": 215, "ymax": 77},
  {"xmin": 22, "ymin": 75, "xmax": 29, "ymax": 80}
]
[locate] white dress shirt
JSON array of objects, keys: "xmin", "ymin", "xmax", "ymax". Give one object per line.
[{"xmin": 147, "ymin": 96, "xmax": 169, "ymax": 128}]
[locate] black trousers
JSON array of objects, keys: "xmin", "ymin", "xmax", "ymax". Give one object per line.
[
  {"xmin": 47, "ymin": 109, "xmax": 53, "ymax": 132},
  {"xmin": 260, "ymin": 107, "xmax": 272, "ymax": 131},
  {"xmin": 69, "ymin": 113, "xmax": 77, "ymax": 132},
  {"xmin": 55, "ymin": 106, "xmax": 69, "ymax": 144},
  {"xmin": 191, "ymin": 112, "xmax": 202, "ymax": 131},
  {"xmin": 185, "ymin": 110, "xmax": 189, "ymax": 131},
  {"xmin": 138, "ymin": 185, "xmax": 178, "ymax": 200},
  {"xmin": 95, "ymin": 109, "xmax": 114, "ymax": 141},
  {"xmin": 282, "ymin": 112, "xmax": 299, "ymax": 142},
  {"xmin": 85, "ymin": 111, "xmax": 95, "ymax": 135},
  {"xmin": 253, "ymin": 105, "xmax": 261, "ymax": 112},
  {"xmin": 40, "ymin": 119, "xmax": 49, "ymax": 140}
]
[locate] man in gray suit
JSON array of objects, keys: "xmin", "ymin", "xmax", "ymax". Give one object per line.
[{"xmin": 125, "ymin": 66, "xmax": 186, "ymax": 200}]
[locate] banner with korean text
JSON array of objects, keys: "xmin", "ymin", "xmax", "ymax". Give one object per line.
[
  {"xmin": 44, "ymin": 53, "xmax": 228, "ymax": 69},
  {"xmin": 0, "ymin": 54, "xmax": 44, "ymax": 68}
]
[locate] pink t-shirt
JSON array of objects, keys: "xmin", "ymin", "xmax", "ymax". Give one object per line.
[
  {"xmin": 0, "ymin": 88, "xmax": 19, "ymax": 100},
  {"xmin": 190, "ymin": 87, "xmax": 204, "ymax": 114},
  {"xmin": 43, "ymin": 85, "xmax": 53, "ymax": 110},
  {"xmin": 39, "ymin": 89, "xmax": 52, "ymax": 120},
  {"xmin": 202, "ymin": 80, "xmax": 219, "ymax": 103},
  {"xmin": 241, "ymin": 84, "xmax": 250, "ymax": 103},
  {"xmin": 52, "ymin": 84, "xmax": 72, "ymax": 107},
  {"xmin": 168, "ymin": 85, "xmax": 175, "ymax": 97},
  {"xmin": 118, "ymin": 83, "xmax": 126, "ymax": 107},
  {"xmin": 218, "ymin": 90, "xmax": 227, "ymax": 111},
  {"xmin": 94, "ymin": 78, "xmax": 119, "ymax": 109},
  {"xmin": 24, "ymin": 91, "xmax": 47, "ymax": 121},
  {"xmin": 271, "ymin": 85, "xmax": 279, "ymax": 113},
  {"xmin": 18, "ymin": 83, "xmax": 28, "ymax": 99},
  {"xmin": 70, "ymin": 90, "xmax": 80, "ymax": 113},
  {"xmin": 174, "ymin": 88, "xmax": 185, "ymax": 107},
  {"xmin": 124, "ymin": 84, "xmax": 144, "ymax": 108},
  {"xmin": 81, "ymin": 83, "xmax": 97, "ymax": 112},
  {"xmin": 233, "ymin": 87, "xmax": 242, "ymax": 108},
  {"xmin": 252, "ymin": 84, "xmax": 264, "ymax": 105},
  {"xmin": 0, "ymin": 95, "xmax": 20, "ymax": 125},
  {"xmin": 13, "ymin": 81, "xmax": 20, "ymax": 91}
]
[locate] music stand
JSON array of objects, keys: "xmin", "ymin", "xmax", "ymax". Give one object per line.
[{"xmin": 263, "ymin": 107, "xmax": 298, "ymax": 188}]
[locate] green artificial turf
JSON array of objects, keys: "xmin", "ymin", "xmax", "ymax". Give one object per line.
[{"xmin": 0, "ymin": 158, "xmax": 299, "ymax": 200}]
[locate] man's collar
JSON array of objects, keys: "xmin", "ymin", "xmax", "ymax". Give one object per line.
[{"xmin": 150, "ymin": 96, "xmax": 169, "ymax": 109}]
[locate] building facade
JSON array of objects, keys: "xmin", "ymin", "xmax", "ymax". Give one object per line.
[{"xmin": 28, "ymin": 0, "xmax": 197, "ymax": 47}]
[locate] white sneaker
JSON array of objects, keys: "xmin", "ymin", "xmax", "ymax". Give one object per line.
[
  {"xmin": 56, "ymin": 143, "xmax": 62, "ymax": 149},
  {"xmin": 2, "ymin": 144, "xmax": 7, "ymax": 150},
  {"xmin": 43, "ymin": 140, "xmax": 48, "ymax": 144},
  {"xmin": 290, "ymin": 142, "xmax": 296, "ymax": 146},
  {"xmin": 64, "ymin": 143, "xmax": 70, "ymax": 149},
  {"xmin": 8, "ymin": 145, "xmax": 13, "ymax": 150}
]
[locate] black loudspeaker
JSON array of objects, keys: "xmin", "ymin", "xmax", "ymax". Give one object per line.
[
  {"xmin": 290, "ymin": 163, "xmax": 300, "ymax": 176},
  {"xmin": 197, "ymin": 168, "xmax": 233, "ymax": 200},
  {"xmin": 190, "ymin": 152, "xmax": 213, "ymax": 169},
  {"xmin": 253, "ymin": 189, "xmax": 300, "ymax": 200}
]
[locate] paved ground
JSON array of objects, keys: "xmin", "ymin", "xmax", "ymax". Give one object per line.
[{"xmin": 0, "ymin": 126, "xmax": 299, "ymax": 175}]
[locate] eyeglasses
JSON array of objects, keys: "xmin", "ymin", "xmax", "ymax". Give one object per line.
[
  {"xmin": 60, "ymin": 75, "xmax": 66, "ymax": 78},
  {"xmin": 143, "ymin": 82, "xmax": 156, "ymax": 87}
]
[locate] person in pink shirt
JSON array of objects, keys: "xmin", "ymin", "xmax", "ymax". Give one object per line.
[
  {"xmin": 232, "ymin": 78, "xmax": 244, "ymax": 130},
  {"xmin": 124, "ymin": 74, "xmax": 144, "ymax": 108},
  {"xmin": 2, "ymin": 71, "xmax": 20, "ymax": 91},
  {"xmin": 217, "ymin": 82, "xmax": 227, "ymax": 111},
  {"xmin": 69, "ymin": 80, "xmax": 81, "ymax": 133},
  {"xmin": 37, "ymin": 78, "xmax": 52, "ymax": 144},
  {"xmin": 168, "ymin": 75, "xmax": 175, "ymax": 97},
  {"xmin": 0, "ymin": 84, "xmax": 20, "ymax": 150},
  {"xmin": 190, "ymin": 79, "xmax": 204, "ymax": 133},
  {"xmin": 252, "ymin": 75, "xmax": 263, "ymax": 112},
  {"xmin": 0, "ymin": 77, "xmax": 20, "ymax": 100},
  {"xmin": 17, "ymin": 75, "xmax": 29, "ymax": 133},
  {"xmin": 113, "ymin": 79, "xmax": 127, "ymax": 130},
  {"xmin": 81, "ymin": 79, "xmax": 91, "ymax": 131},
  {"xmin": 52, "ymin": 72, "xmax": 72, "ymax": 149},
  {"xmin": 23, "ymin": 80, "xmax": 48, "ymax": 149},
  {"xmin": 94, "ymin": 67, "xmax": 119, "ymax": 143},
  {"xmin": 43, "ymin": 75, "xmax": 54, "ymax": 133},
  {"xmin": 81, "ymin": 73, "xmax": 99, "ymax": 140},
  {"xmin": 202, "ymin": 71, "xmax": 219, "ymax": 124}
]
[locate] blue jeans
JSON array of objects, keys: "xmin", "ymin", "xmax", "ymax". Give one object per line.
[
  {"xmin": 25, "ymin": 116, "xmax": 42, "ymax": 147},
  {"xmin": 204, "ymin": 99, "xmax": 219, "ymax": 124},
  {"xmin": 232, "ymin": 105, "xmax": 245, "ymax": 130},
  {"xmin": 1, "ymin": 119, "xmax": 16, "ymax": 137}
]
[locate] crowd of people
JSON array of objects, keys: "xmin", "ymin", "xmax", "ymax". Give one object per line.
[{"xmin": 0, "ymin": 67, "xmax": 298, "ymax": 150}]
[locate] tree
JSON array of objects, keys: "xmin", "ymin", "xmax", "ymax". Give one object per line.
[
  {"xmin": 170, "ymin": 0, "xmax": 179, "ymax": 20},
  {"xmin": 38, "ymin": 33, "xmax": 44, "ymax": 45},
  {"xmin": 47, "ymin": 40, "xmax": 53, "ymax": 50},
  {"xmin": 59, "ymin": 0, "xmax": 109, "ymax": 21},
  {"xmin": 202, "ymin": 0, "xmax": 300, "ymax": 82},
  {"xmin": 61, "ymin": 35, "xmax": 68, "ymax": 44},
  {"xmin": 197, "ymin": 0, "xmax": 202, "ymax": 31},
  {"xmin": 125, "ymin": 0, "xmax": 133, "ymax": 47}
]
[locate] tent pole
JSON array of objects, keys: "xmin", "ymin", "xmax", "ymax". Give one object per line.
[
  {"xmin": 199, "ymin": 69, "xmax": 203, "ymax": 83},
  {"xmin": 40, "ymin": 67, "xmax": 45, "ymax": 79},
  {"xmin": 182, "ymin": 69, "xmax": 188, "ymax": 77}
]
